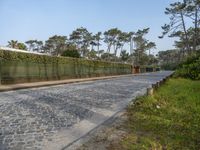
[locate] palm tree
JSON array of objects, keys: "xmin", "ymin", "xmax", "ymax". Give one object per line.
[{"xmin": 7, "ymin": 40, "xmax": 19, "ymax": 49}]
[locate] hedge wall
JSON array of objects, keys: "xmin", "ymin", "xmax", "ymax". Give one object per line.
[{"xmin": 0, "ymin": 49, "xmax": 132, "ymax": 84}]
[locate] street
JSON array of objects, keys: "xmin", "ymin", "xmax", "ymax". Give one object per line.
[{"xmin": 0, "ymin": 71, "xmax": 173, "ymax": 150}]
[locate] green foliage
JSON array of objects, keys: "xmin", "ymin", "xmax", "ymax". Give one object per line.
[
  {"xmin": 7, "ymin": 40, "xmax": 27, "ymax": 50},
  {"xmin": 62, "ymin": 49, "xmax": 80, "ymax": 58},
  {"xmin": 101, "ymin": 53, "xmax": 118, "ymax": 62},
  {"xmin": 69, "ymin": 27, "xmax": 92, "ymax": 57},
  {"xmin": 0, "ymin": 49, "xmax": 132, "ymax": 84},
  {"xmin": 148, "ymin": 54, "xmax": 158, "ymax": 65},
  {"xmin": 86, "ymin": 50, "xmax": 98, "ymax": 60},
  {"xmin": 138, "ymin": 53, "xmax": 149, "ymax": 65},
  {"xmin": 161, "ymin": 62, "xmax": 179, "ymax": 70},
  {"xmin": 104, "ymin": 28, "xmax": 122, "ymax": 55},
  {"xmin": 7, "ymin": 27, "xmax": 156, "ymax": 64},
  {"xmin": 61, "ymin": 45, "xmax": 80, "ymax": 58},
  {"xmin": 158, "ymin": 49, "xmax": 182, "ymax": 70},
  {"xmin": 44, "ymin": 35, "xmax": 67, "ymax": 56},
  {"xmin": 25, "ymin": 40, "xmax": 43, "ymax": 52},
  {"xmin": 17, "ymin": 43, "xmax": 27, "ymax": 50},
  {"xmin": 132, "ymin": 28, "xmax": 156, "ymax": 65},
  {"xmin": 7, "ymin": 40, "xmax": 19, "ymax": 49},
  {"xmin": 160, "ymin": 0, "xmax": 200, "ymax": 54},
  {"xmin": 120, "ymin": 50, "xmax": 129, "ymax": 62},
  {"xmin": 117, "ymin": 79, "xmax": 200, "ymax": 149},
  {"xmin": 175, "ymin": 51, "xmax": 200, "ymax": 80}
]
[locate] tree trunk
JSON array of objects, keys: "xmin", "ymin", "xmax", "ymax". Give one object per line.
[
  {"xmin": 193, "ymin": 6, "xmax": 198, "ymax": 52},
  {"xmin": 97, "ymin": 40, "xmax": 100, "ymax": 56},
  {"xmin": 130, "ymin": 38, "xmax": 133, "ymax": 54},
  {"xmin": 120, "ymin": 43, "xmax": 124, "ymax": 55},
  {"xmin": 91, "ymin": 45, "xmax": 94, "ymax": 51},
  {"xmin": 180, "ymin": 11, "xmax": 191, "ymax": 54},
  {"xmin": 114, "ymin": 44, "xmax": 116, "ymax": 56}
]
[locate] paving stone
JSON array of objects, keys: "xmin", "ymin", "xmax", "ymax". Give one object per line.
[{"xmin": 0, "ymin": 71, "xmax": 173, "ymax": 150}]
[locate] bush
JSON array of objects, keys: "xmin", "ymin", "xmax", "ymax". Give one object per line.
[
  {"xmin": 61, "ymin": 45, "xmax": 80, "ymax": 58},
  {"xmin": 61, "ymin": 49, "xmax": 80, "ymax": 58},
  {"xmin": 175, "ymin": 52, "xmax": 200, "ymax": 80},
  {"xmin": 161, "ymin": 63, "xmax": 179, "ymax": 70}
]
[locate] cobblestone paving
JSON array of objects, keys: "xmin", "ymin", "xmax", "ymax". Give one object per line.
[{"xmin": 0, "ymin": 71, "xmax": 173, "ymax": 150}]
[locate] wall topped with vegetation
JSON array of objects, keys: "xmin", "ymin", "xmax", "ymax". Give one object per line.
[{"xmin": 0, "ymin": 49, "xmax": 132, "ymax": 84}]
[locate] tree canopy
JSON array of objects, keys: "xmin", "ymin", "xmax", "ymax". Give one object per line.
[{"xmin": 6, "ymin": 27, "xmax": 157, "ymax": 65}]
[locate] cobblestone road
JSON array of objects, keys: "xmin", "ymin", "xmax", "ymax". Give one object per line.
[{"xmin": 0, "ymin": 71, "xmax": 173, "ymax": 150}]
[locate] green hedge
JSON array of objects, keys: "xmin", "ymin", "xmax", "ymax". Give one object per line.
[{"xmin": 0, "ymin": 49, "xmax": 132, "ymax": 84}]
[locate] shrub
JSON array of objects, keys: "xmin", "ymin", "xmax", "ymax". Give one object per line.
[
  {"xmin": 61, "ymin": 49, "xmax": 80, "ymax": 58},
  {"xmin": 161, "ymin": 62, "xmax": 179, "ymax": 70},
  {"xmin": 175, "ymin": 52, "xmax": 200, "ymax": 80},
  {"xmin": 61, "ymin": 45, "xmax": 80, "ymax": 58}
]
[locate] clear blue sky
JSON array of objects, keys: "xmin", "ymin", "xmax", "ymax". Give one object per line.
[{"xmin": 0, "ymin": 0, "xmax": 177, "ymax": 54}]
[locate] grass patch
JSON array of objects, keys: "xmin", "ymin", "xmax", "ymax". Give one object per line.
[{"xmin": 111, "ymin": 78, "xmax": 200, "ymax": 150}]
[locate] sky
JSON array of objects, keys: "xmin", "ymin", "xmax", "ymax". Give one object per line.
[{"xmin": 0, "ymin": 0, "xmax": 178, "ymax": 54}]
